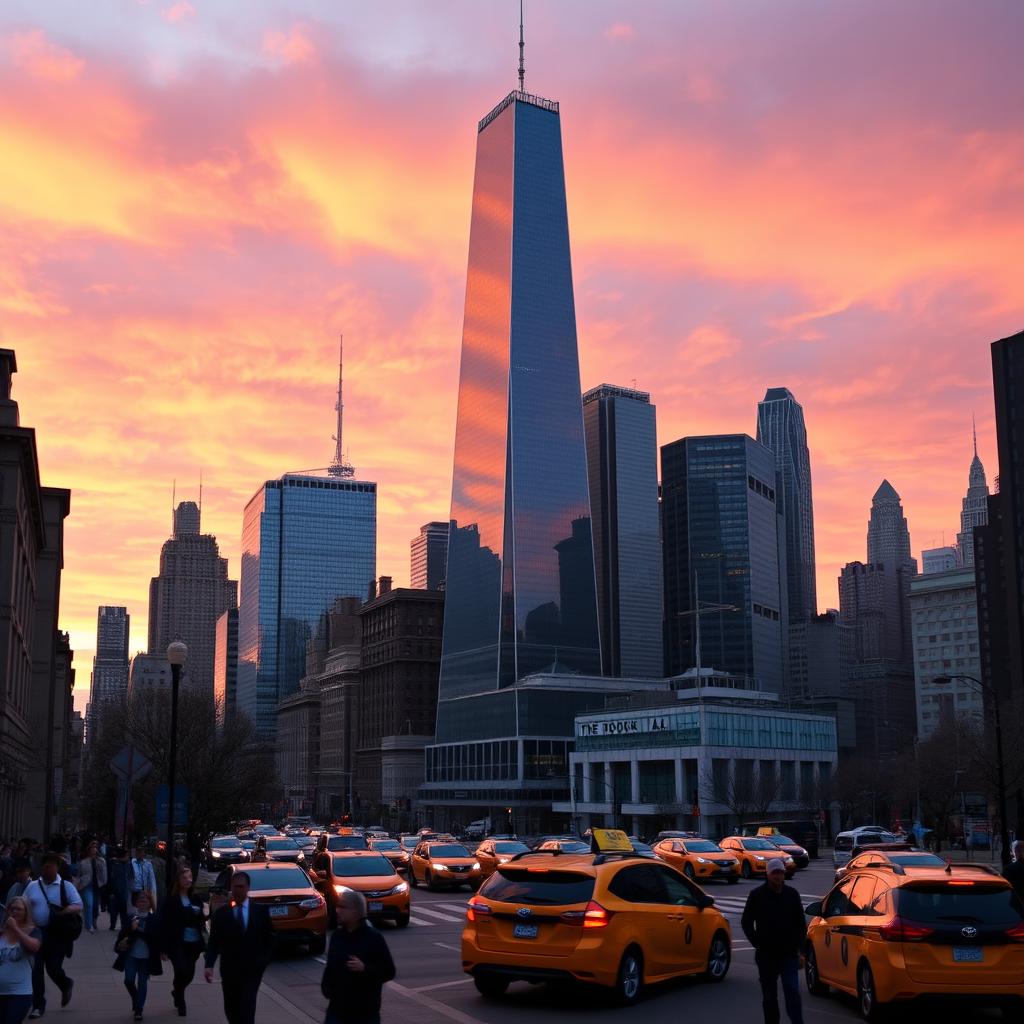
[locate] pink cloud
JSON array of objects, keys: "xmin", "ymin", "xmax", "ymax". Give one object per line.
[
  {"xmin": 161, "ymin": 1, "xmax": 195, "ymax": 24},
  {"xmin": 262, "ymin": 24, "xmax": 316, "ymax": 65},
  {"xmin": 6, "ymin": 29, "xmax": 83, "ymax": 81},
  {"xmin": 604, "ymin": 22, "xmax": 635, "ymax": 40}
]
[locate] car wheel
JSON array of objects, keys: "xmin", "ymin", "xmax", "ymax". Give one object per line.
[
  {"xmin": 396, "ymin": 913, "xmax": 410, "ymax": 928},
  {"xmin": 683, "ymin": 864, "xmax": 695, "ymax": 880},
  {"xmin": 614, "ymin": 949, "xmax": 643, "ymax": 1007},
  {"xmin": 425, "ymin": 870, "xmax": 434, "ymax": 890},
  {"xmin": 857, "ymin": 962, "xmax": 886, "ymax": 1021},
  {"xmin": 309, "ymin": 935, "xmax": 326, "ymax": 956},
  {"xmin": 726, "ymin": 875, "xmax": 739, "ymax": 885},
  {"xmin": 473, "ymin": 974, "xmax": 509, "ymax": 999},
  {"xmin": 742, "ymin": 861, "xmax": 752, "ymax": 879},
  {"xmin": 805, "ymin": 944, "xmax": 827, "ymax": 996},
  {"xmin": 703, "ymin": 931, "xmax": 730, "ymax": 982},
  {"xmin": 409, "ymin": 871, "xmax": 419, "ymax": 888}
]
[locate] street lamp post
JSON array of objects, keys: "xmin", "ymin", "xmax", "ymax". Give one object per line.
[
  {"xmin": 935, "ymin": 674, "xmax": 1010, "ymax": 869},
  {"xmin": 165, "ymin": 641, "xmax": 188, "ymax": 890}
]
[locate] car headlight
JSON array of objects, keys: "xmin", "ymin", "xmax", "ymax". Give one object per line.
[
  {"xmin": 389, "ymin": 882, "xmax": 409, "ymax": 895},
  {"xmin": 754, "ymin": 855, "xmax": 766, "ymax": 861},
  {"xmin": 212, "ymin": 851, "xmax": 221, "ymax": 858},
  {"xmin": 297, "ymin": 852, "xmax": 305, "ymax": 861},
  {"xmin": 696, "ymin": 857, "xmax": 708, "ymax": 864},
  {"xmin": 333, "ymin": 884, "xmax": 353, "ymax": 894},
  {"xmin": 432, "ymin": 863, "xmax": 449, "ymax": 870},
  {"xmin": 471, "ymin": 862, "xmax": 481, "ymax": 870}
]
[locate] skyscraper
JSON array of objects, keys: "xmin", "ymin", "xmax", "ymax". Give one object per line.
[
  {"xmin": 86, "ymin": 606, "xmax": 130, "ymax": 743},
  {"xmin": 213, "ymin": 607, "xmax": 237, "ymax": 729},
  {"xmin": 756, "ymin": 387, "xmax": 817, "ymax": 622},
  {"xmin": 921, "ymin": 546, "xmax": 958, "ymax": 574},
  {"xmin": 147, "ymin": 501, "xmax": 237, "ymax": 698},
  {"xmin": 583, "ymin": 384, "xmax": 662, "ymax": 677},
  {"xmin": 661, "ymin": 434, "xmax": 786, "ymax": 693},
  {"xmin": 957, "ymin": 425, "xmax": 990, "ymax": 567},
  {"xmin": 865, "ymin": 479, "xmax": 917, "ymax": 664},
  {"xmin": 410, "ymin": 521, "xmax": 449, "ymax": 591}
]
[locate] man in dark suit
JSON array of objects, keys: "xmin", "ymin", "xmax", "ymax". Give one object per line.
[{"xmin": 203, "ymin": 871, "xmax": 273, "ymax": 1024}]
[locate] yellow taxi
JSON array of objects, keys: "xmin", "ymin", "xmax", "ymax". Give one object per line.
[
  {"xmin": 313, "ymin": 850, "xmax": 410, "ymax": 928},
  {"xmin": 719, "ymin": 836, "xmax": 795, "ymax": 879},
  {"xmin": 475, "ymin": 839, "xmax": 531, "ymax": 879},
  {"xmin": 803, "ymin": 862, "xmax": 1024, "ymax": 1020},
  {"xmin": 461, "ymin": 828, "xmax": 731, "ymax": 1005},
  {"xmin": 368, "ymin": 837, "xmax": 411, "ymax": 874},
  {"xmin": 410, "ymin": 840, "xmax": 483, "ymax": 891},
  {"xmin": 652, "ymin": 838, "xmax": 740, "ymax": 884},
  {"xmin": 209, "ymin": 862, "xmax": 327, "ymax": 954}
]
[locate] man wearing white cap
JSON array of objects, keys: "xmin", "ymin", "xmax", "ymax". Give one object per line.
[{"xmin": 740, "ymin": 857, "xmax": 806, "ymax": 1024}]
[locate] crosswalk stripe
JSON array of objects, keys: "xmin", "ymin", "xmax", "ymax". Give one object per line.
[{"xmin": 414, "ymin": 905, "xmax": 468, "ymax": 924}]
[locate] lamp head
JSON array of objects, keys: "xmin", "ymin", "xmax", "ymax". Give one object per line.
[{"xmin": 167, "ymin": 640, "xmax": 188, "ymax": 667}]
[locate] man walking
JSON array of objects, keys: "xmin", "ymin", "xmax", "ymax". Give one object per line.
[
  {"xmin": 321, "ymin": 890, "xmax": 395, "ymax": 1024},
  {"xmin": 741, "ymin": 858, "xmax": 806, "ymax": 1024},
  {"xmin": 128, "ymin": 844, "xmax": 158, "ymax": 908},
  {"xmin": 1005, "ymin": 840, "xmax": 1024, "ymax": 900},
  {"xmin": 23, "ymin": 853, "xmax": 83, "ymax": 1018},
  {"xmin": 203, "ymin": 871, "xmax": 273, "ymax": 1024}
]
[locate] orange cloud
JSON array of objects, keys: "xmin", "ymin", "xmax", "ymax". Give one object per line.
[
  {"xmin": 6, "ymin": 29, "xmax": 84, "ymax": 81},
  {"xmin": 262, "ymin": 24, "xmax": 316, "ymax": 65}
]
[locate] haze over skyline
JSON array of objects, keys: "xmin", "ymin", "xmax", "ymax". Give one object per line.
[{"xmin": 2, "ymin": 1, "xmax": 1018, "ymax": 708}]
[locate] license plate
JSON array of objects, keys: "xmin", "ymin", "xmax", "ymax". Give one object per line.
[
  {"xmin": 953, "ymin": 947, "xmax": 983, "ymax": 963},
  {"xmin": 269, "ymin": 905, "xmax": 289, "ymax": 918},
  {"xmin": 513, "ymin": 924, "xmax": 538, "ymax": 939},
  {"xmin": 369, "ymin": 901, "xmax": 384, "ymax": 912}
]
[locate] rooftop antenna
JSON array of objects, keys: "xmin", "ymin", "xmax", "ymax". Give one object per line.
[
  {"xmin": 518, "ymin": 0, "xmax": 525, "ymax": 91},
  {"xmin": 328, "ymin": 334, "xmax": 355, "ymax": 478},
  {"xmin": 972, "ymin": 413, "xmax": 978, "ymax": 458}
]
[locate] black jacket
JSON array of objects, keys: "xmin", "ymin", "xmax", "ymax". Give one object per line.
[
  {"xmin": 113, "ymin": 912, "xmax": 165, "ymax": 975},
  {"xmin": 321, "ymin": 920, "xmax": 396, "ymax": 1021},
  {"xmin": 160, "ymin": 891, "xmax": 207, "ymax": 954},
  {"xmin": 741, "ymin": 882, "xmax": 807, "ymax": 958},
  {"xmin": 1004, "ymin": 860, "xmax": 1024, "ymax": 900},
  {"xmin": 204, "ymin": 901, "xmax": 274, "ymax": 976}
]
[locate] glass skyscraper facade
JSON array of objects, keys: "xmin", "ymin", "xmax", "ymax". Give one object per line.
[
  {"xmin": 237, "ymin": 474, "xmax": 376, "ymax": 739},
  {"xmin": 583, "ymin": 384, "xmax": 662, "ymax": 677},
  {"xmin": 661, "ymin": 435, "xmax": 786, "ymax": 693}
]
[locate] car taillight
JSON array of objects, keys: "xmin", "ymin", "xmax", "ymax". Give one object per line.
[
  {"xmin": 466, "ymin": 900, "xmax": 492, "ymax": 922},
  {"xmin": 583, "ymin": 901, "xmax": 612, "ymax": 929},
  {"xmin": 879, "ymin": 917, "xmax": 935, "ymax": 942},
  {"xmin": 1004, "ymin": 921, "xmax": 1024, "ymax": 942}
]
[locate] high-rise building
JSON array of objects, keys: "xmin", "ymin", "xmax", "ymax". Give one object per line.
[
  {"xmin": 582, "ymin": 384, "xmax": 662, "ymax": 677},
  {"xmin": 238, "ymin": 475, "xmax": 376, "ymax": 738},
  {"xmin": 86, "ymin": 606, "xmax": 130, "ymax": 743},
  {"xmin": 213, "ymin": 608, "xmax": 238, "ymax": 729},
  {"xmin": 410, "ymin": 522, "xmax": 449, "ymax": 591},
  {"xmin": 756, "ymin": 387, "xmax": 817, "ymax": 623},
  {"xmin": 865, "ymin": 480, "xmax": 917, "ymax": 664},
  {"xmin": 957, "ymin": 426, "xmax": 990, "ymax": 567},
  {"xmin": 147, "ymin": 501, "xmax": 237, "ymax": 699},
  {"xmin": 662, "ymin": 435, "xmax": 786, "ymax": 693},
  {"xmin": 921, "ymin": 546, "xmax": 958, "ymax": 575}
]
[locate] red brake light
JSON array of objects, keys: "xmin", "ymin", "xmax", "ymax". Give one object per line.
[
  {"xmin": 879, "ymin": 917, "xmax": 935, "ymax": 942},
  {"xmin": 1005, "ymin": 921, "xmax": 1024, "ymax": 942},
  {"xmin": 582, "ymin": 900, "xmax": 613, "ymax": 929},
  {"xmin": 466, "ymin": 900, "xmax": 492, "ymax": 922},
  {"xmin": 946, "ymin": 880, "xmax": 975, "ymax": 887}
]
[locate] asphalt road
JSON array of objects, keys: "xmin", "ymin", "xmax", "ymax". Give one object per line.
[{"xmin": 258, "ymin": 858, "xmax": 1010, "ymax": 1023}]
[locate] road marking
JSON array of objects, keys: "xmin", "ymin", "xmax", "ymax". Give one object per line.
[
  {"xmin": 415, "ymin": 905, "xmax": 469, "ymax": 924},
  {"xmin": 260, "ymin": 977, "xmax": 319, "ymax": 1023},
  {"xmin": 387, "ymin": 979, "xmax": 489, "ymax": 1024},
  {"xmin": 434, "ymin": 941, "xmax": 461, "ymax": 952},
  {"xmin": 414, "ymin": 977, "xmax": 475, "ymax": 992}
]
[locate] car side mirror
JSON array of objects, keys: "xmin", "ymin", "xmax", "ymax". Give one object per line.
[
  {"xmin": 697, "ymin": 893, "xmax": 715, "ymax": 910},
  {"xmin": 804, "ymin": 900, "xmax": 823, "ymax": 917}
]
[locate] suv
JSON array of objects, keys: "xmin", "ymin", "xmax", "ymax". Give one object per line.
[
  {"xmin": 804, "ymin": 862, "xmax": 1024, "ymax": 1020},
  {"xmin": 462, "ymin": 848, "xmax": 731, "ymax": 1005},
  {"xmin": 833, "ymin": 843, "xmax": 946, "ymax": 883},
  {"xmin": 833, "ymin": 827, "xmax": 898, "ymax": 868}
]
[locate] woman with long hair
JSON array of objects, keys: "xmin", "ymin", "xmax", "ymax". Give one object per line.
[
  {"xmin": 74, "ymin": 840, "xmax": 107, "ymax": 933},
  {"xmin": 0, "ymin": 896, "xmax": 42, "ymax": 1024},
  {"xmin": 160, "ymin": 864, "xmax": 206, "ymax": 1017},
  {"xmin": 114, "ymin": 891, "xmax": 163, "ymax": 1022}
]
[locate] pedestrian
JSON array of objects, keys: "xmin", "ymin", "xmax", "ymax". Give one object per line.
[
  {"xmin": 75, "ymin": 840, "xmax": 107, "ymax": 934},
  {"xmin": 320, "ymin": 890, "xmax": 395, "ymax": 1024},
  {"xmin": 203, "ymin": 871, "xmax": 273, "ymax": 1024},
  {"xmin": 114, "ymin": 891, "xmax": 163, "ymax": 1022},
  {"xmin": 128, "ymin": 845, "xmax": 158, "ymax": 909},
  {"xmin": 4, "ymin": 864, "xmax": 33, "ymax": 903},
  {"xmin": 161, "ymin": 864, "xmax": 206, "ymax": 1017},
  {"xmin": 23, "ymin": 853, "xmax": 82, "ymax": 1019},
  {"xmin": 108, "ymin": 847, "xmax": 131, "ymax": 933},
  {"xmin": 740, "ymin": 858, "xmax": 806, "ymax": 1024},
  {"xmin": 0, "ymin": 897, "xmax": 42, "ymax": 1024},
  {"xmin": 1004, "ymin": 840, "xmax": 1024, "ymax": 901}
]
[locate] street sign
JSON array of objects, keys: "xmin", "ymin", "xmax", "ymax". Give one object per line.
[
  {"xmin": 156, "ymin": 784, "xmax": 188, "ymax": 826},
  {"xmin": 110, "ymin": 746, "xmax": 152, "ymax": 785}
]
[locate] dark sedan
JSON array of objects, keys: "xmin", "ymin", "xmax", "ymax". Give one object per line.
[
  {"xmin": 204, "ymin": 835, "xmax": 251, "ymax": 869},
  {"xmin": 765, "ymin": 834, "xmax": 810, "ymax": 869}
]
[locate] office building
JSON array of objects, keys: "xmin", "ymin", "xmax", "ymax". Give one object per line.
[
  {"xmin": 127, "ymin": 653, "xmax": 172, "ymax": 698},
  {"xmin": 583, "ymin": 384, "xmax": 663, "ymax": 677},
  {"xmin": 238, "ymin": 473, "xmax": 376, "ymax": 738},
  {"xmin": 957, "ymin": 427, "xmax": 990, "ymax": 567},
  {"xmin": 423, "ymin": 81, "xmax": 611, "ymax": 831},
  {"xmin": 921, "ymin": 547, "xmax": 958, "ymax": 574},
  {"xmin": 410, "ymin": 522, "xmax": 449, "ymax": 591},
  {"xmin": 86, "ymin": 606, "xmax": 130, "ymax": 744},
  {"xmin": 662, "ymin": 434, "xmax": 786, "ymax": 694},
  {"xmin": 213, "ymin": 608, "xmax": 238, "ymax": 728},
  {"xmin": 147, "ymin": 501, "xmax": 237, "ymax": 699},
  {"xmin": 910, "ymin": 567, "xmax": 983, "ymax": 739}
]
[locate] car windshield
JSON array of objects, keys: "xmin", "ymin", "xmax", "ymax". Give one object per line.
[
  {"xmin": 400, "ymin": 838, "xmax": 418, "ymax": 850},
  {"xmin": 742, "ymin": 839, "xmax": 778, "ymax": 851},
  {"xmin": 327, "ymin": 836, "xmax": 369, "ymax": 851},
  {"xmin": 332, "ymin": 855, "xmax": 393, "ymax": 876},
  {"xmin": 239, "ymin": 840, "xmax": 255, "ymax": 850},
  {"xmin": 245, "ymin": 868, "xmax": 310, "ymax": 890},
  {"xmin": 429, "ymin": 845, "xmax": 470, "ymax": 858},
  {"xmin": 266, "ymin": 839, "xmax": 297, "ymax": 851},
  {"xmin": 212, "ymin": 838, "xmax": 238, "ymax": 849},
  {"xmin": 897, "ymin": 884, "xmax": 1024, "ymax": 926},
  {"xmin": 685, "ymin": 841, "xmax": 722, "ymax": 853},
  {"xmin": 771, "ymin": 836, "xmax": 797, "ymax": 846},
  {"xmin": 485, "ymin": 869, "xmax": 596, "ymax": 906},
  {"xmin": 494, "ymin": 842, "xmax": 529, "ymax": 854},
  {"xmin": 371, "ymin": 841, "xmax": 401, "ymax": 851},
  {"xmin": 887, "ymin": 853, "xmax": 946, "ymax": 867},
  {"xmin": 835, "ymin": 837, "xmax": 854, "ymax": 851}
]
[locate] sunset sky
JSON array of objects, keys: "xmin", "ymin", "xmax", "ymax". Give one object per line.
[{"xmin": 3, "ymin": 1, "xmax": 1021, "ymax": 710}]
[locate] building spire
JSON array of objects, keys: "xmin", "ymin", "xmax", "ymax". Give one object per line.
[
  {"xmin": 329, "ymin": 334, "xmax": 355, "ymax": 478},
  {"xmin": 972, "ymin": 412, "xmax": 978, "ymax": 458},
  {"xmin": 518, "ymin": 0, "xmax": 525, "ymax": 91}
]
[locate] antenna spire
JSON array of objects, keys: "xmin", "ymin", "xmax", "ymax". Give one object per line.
[
  {"xmin": 518, "ymin": 0, "xmax": 525, "ymax": 91},
  {"xmin": 329, "ymin": 334, "xmax": 355, "ymax": 478},
  {"xmin": 972, "ymin": 413, "xmax": 978, "ymax": 458}
]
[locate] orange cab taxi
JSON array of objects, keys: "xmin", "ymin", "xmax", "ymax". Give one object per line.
[
  {"xmin": 652, "ymin": 838, "xmax": 740, "ymax": 884},
  {"xmin": 368, "ymin": 838, "xmax": 411, "ymax": 874},
  {"xmin": 210, "ymin": 862, "xmax": 327, "ymax": 954},
  {"xmin": 719, "ymin": 836, "xmax": 795, "ymax": 879},
  {"xmin": 476, "ymin": 839, "xmax": 531, "ymax": 880},
  {"xmin": 314, "ymin": 850, "xmax": 410, "ymax": 928},
  {"xmin": 462, "ymin": 828, "xmax": 731, "ymax": 1005},
  {"xmin": 410, "ymin": 840, "xmax": 482, "ymax": 891},
  {"xmin": 803, "ymin": 861, "xmax": 1024, "ymax": 1020}
]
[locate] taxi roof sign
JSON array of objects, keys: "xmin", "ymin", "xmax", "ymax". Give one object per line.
[{"xmin": 590, "ymin": 828, "xmax": 633, "ymax": 854}]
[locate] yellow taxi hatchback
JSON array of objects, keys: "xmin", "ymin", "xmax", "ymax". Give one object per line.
[
  {"xmin": 318, "ymin": 851, "xmax": 410, "ymax": 928},
  {"xmin": 461, "ymin": 844, "xmax": 731, "ymax": 1005},
  {"xmin": 476, "ymin": 839, "xmax": 531, "ymax": 880},
  {"xmin": 652, "ymin": 838, "xmax": 740, "ymax": 884},
  {"xmin": 803, "ymin": 863, "xmax": 1024, "ymax": 1020},
  {"xmin": 410, "ymin": 841, "xmax": 482, "ymax": 891},
  {"xmin": 719, "ymin": 836, "xmax": 795, "ymax": 879},
  {"xmin": 368, "ymin": 838, "xmax": 411, "ymax": 875}
]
